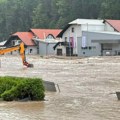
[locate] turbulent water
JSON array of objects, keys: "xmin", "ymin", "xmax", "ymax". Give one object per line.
[{"xmin": 0, "ymin": 55, "xmax": 120, "ymax": 120}]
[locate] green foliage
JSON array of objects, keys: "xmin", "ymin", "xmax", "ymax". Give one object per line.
[
  {"xmin": 1, "ymin": 86, "xmax": 17, "ymax": 101},
  {"xmin": 0, "ymin": 76, "xmax": 17, "ymax": 95},
  {"xmin": 100, "ymin": 0, "xmax": 120, "ymax": 19},
  {"xmin": 0, "ymin": 76, "xmax": 45, "ymax": 101},
  {"xmin": 0, "ymin": 0, "xmax": 120, "ymax": 41}
]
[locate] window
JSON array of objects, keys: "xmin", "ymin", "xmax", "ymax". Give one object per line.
[
  {"xmin": 12, "ymin": 41, "xmax": 15, "ymax": 46},
  {"xmin": 47, "ymin": 34, "xmax": 54, "ymax": 39},
  {"xmin": 18, "ymin": 40, "xmax": 21, "ymax": 44},
  {"xmin": 81, "ymin": 46, "xmax": 96, "ymax": 50},
  {"xmin": 30, "ymin": 49, "xmax": 33, "ymax": 53},
  {"xmin": 71, "ymin": 27, "xmax": 74, "ymax": 33},
  {"xmin": 81, "ymin": 47, "xmax": 88, "ymax": 49},
  {"xmin": 65, "ymin": 37, "xmax": 67, "ymax": 42},
  {"xmin": 89, "ymin": 46, "xmax": 92, "ymax": 50}
]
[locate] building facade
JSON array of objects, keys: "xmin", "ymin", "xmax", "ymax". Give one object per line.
[
  {"xmin": 4, "ymin": 29, "xmax": 61, "ymax": 56},
  {"xmin": 56, "ymin": 19, "xmax": 105, "ymax": 56},
  {"xmin": 77, "ymin": 31, "xmax": 120, "ymax": 57},
  {"xmin": 56, "ymin": 19, "xmax": 120, "ymax": 57},
  {"xmin": 33, "ymin": 39, "xmax": 58, "ymax": 56},
  {"xmin": 4, "ymin": 32, "xmax": 37, "ymax": 55}
]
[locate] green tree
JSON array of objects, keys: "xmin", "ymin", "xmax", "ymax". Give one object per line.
[
  {"xmin": 100, "ymin": 0, "xmax": 120, "ymax": 19},
  {"xmin": 32, "ymin": 0, "xmax": 60, "ymax": 28}
]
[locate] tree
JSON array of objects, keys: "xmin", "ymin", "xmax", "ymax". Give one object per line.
[{"xmin": 100, "ymin": 0, "xmax": 120, "ymax": 19}]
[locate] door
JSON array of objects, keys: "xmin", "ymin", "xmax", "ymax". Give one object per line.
[
  {"xmin": 57, "ymin": 49, "xmax": 62, "ymax": 56},
  {"xmin": 66, "ymin": 47, "xmax": 73, "ymax": 56},
  {"xmin": 101, "ymin": 43, "xmax": 112, "ymax": 56}
]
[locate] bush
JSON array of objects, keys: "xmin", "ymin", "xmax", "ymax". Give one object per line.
[
  {"xmin": 0, "ymin": 76, "xmax": 45, "ymax": 101},
  {"xmin": 1, "ymin": 86, "xmax": 17, "ymax": 101},
  {"xmin": 0, "ymin": 76, "xmax": 17, "ymax": 95}
]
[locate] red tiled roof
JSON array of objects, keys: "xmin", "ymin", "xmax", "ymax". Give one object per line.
[
  {"xmin": 105, "ymin": 19, "xmax": 120, "ymax": 32},
  {"xmin": 13, "ymin": 32, "xmax": 35, "ymax": 46},
  {"xmin": 30, "ymin": 29, "xmax": 62, "ymax": 39}
]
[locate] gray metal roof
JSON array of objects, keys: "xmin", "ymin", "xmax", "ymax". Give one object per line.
[
  {"xmin": 33, "ymin": 38, "xmax": 59, "ymax": 44},
  {"xmin": 83, "ymin": 30, "xmax": 120, "ymax": 35},
  {"xmin": 82, "ymin": 31, "xmax": 120, "ymax": 43},
  {"xmin": 0, "ymin": 40, "xmax": 7, "ymax": 46},
  {"xmin": 92, "ymin": 39, "xmax": 120, "ymax": 43},
  {"xmin": 69, "ymin": 19, "xmax": 104, "ymax": 25}
]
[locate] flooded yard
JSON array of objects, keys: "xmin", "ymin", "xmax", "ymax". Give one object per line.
[{"xmin": 0, "ymin": 55, "xmax": 120, "ymax": 120}]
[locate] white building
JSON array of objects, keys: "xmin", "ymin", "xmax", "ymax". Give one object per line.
[
  {"xmin": 104, "ymin": 19, "xmax": 120, "ymax": 32},
  {"xmin": 56, "ymin": 19, "xmax": 105, "ymax": 56},
  {"xmin": 4, "ymin": 32, "xmax": 37, "ymax": 55}
]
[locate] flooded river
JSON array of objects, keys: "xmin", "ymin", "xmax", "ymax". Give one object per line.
[{"xmin": 0, "ymin": 55, "xmax": 120, "ymax": 120}]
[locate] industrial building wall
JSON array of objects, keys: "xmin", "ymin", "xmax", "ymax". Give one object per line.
[
  {"xmin": 77, "ymin": 37, "xmax": 101, "ymax": 57},
  {"xmin": 104, "ymin": 22, "xmax": 115, "ymax": 32},
  {"xmin": 47, "ymin": 43, "xmax": 56, "ymax": 55},
  {"xmin": 77, "ymin": 31, "xmax": 120, "ymax": 57},
  {"xmin": 39, "ymin": 42, "xmax": 47, "ymax": 56},
  {"xmin": 39, "ymin": 42, "xmax": 56, "ymax": 56},
  {"xmin": 62, "ymin": 24, "xmax": 104, "ymax": 55}
]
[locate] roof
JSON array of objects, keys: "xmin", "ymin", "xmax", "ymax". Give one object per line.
[
  {"xmin": 13, "ymin": 32, "xmax": 35, "ymax": 46},
  {"xmin": 69, "ymin": 19, "xmax": 104, "ymax": 25},
  {"xmin": 30, "ymin": 29, "xmax": 62, "ymax": 39},
  {"xmin": 83, "ymin": 30, "xmax": 120, "ymax": 35},
  {"xmin": 0, "ymin": 40, "xmax": 7, "ymax": 46},
  {"xmin": 82, "ymin": 31, "xmax": 120, "ymax": 43},
  {"xmin": 33, "ymin": 38, "xmax": 59, "ymax": 44},
  {"xmin": 57, "ymin": 24, "xmax": 71, "ymax": 38},
  {"xmin": 104, "ymin": 19, "xmax": 120, "ymax": 32},
  {"xmin": 57, "ymin": 19, "xmax": 104, "ymax": 37}
]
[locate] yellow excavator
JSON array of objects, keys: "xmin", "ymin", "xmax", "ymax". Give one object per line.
[{"xmin": 0, "ymin": 42, "xmax": 33, "ymax": 67}]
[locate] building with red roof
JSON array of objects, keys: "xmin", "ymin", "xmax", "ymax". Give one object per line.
[
  {"xmin": 4, "ymin": 29, "xmax": 61, "ymax": 55},
  {"xmin": 30, "ymin": 29, "xmax": 62, "ymax": 56},
  {"xmin": 13, "ymin": 32, "xmax": 35, "ymax": 46},
  {"xmin": 5, "ymin": 32, "xmax": 37, "ymax": 55},
  {"xmin": 104, "ymin": 19, "xmax": 120, "ymax": 32},
  {"xmin": 30, "ymin": 29, "xmax": 62, "ymax": 40}
]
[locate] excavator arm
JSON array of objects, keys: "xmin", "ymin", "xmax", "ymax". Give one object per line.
[{"xmin": 0, "ymin": 42, "xmax": 33, "ymax": 67}]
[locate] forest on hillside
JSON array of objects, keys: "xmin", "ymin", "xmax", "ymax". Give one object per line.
[{"xmin": 0, "ymin": 0, "xmax": 119, "ymax": 41}]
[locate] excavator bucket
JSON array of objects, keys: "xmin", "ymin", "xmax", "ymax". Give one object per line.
[
  {"xmin": 27, "ymin": 64, "xmax": 34, "ymax": 68},
  {"xmin": 116, "ymin": 92, "xmax": 120, "ymax": 100},
  {"xmin": 23, "ymin": 61, "xmax": 34, "ymax": 68}
]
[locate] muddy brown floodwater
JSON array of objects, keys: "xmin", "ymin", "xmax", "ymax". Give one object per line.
[{"xmin": 0, "ymin": 55, "xmax": 120, "ymax": 120}]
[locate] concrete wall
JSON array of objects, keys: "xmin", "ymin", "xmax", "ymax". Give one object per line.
[
  {"xmin": 77, "ymin": 37, "xmax": 101, "ymax": 57},
  {"xmin": 39, "ymin": 42, "xmax": 56, "ymax": 56},
  {"xmin": 62, "ymin": 24, "xmax": 104, "ymax": 55},
  {"xmin": 77, "ymin": 31, "xmax": 120, "ymax": 57},
  {"xmin": 62, "ymin": 25, "xmax": 81, "ymax": 54},
  {"xmin": 104, "ymin": 22, "xmax": 115, "ymax": 32},
  {"xmin": 81, "ymin": 24, "xmax": 105, "ymax": 31}
]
